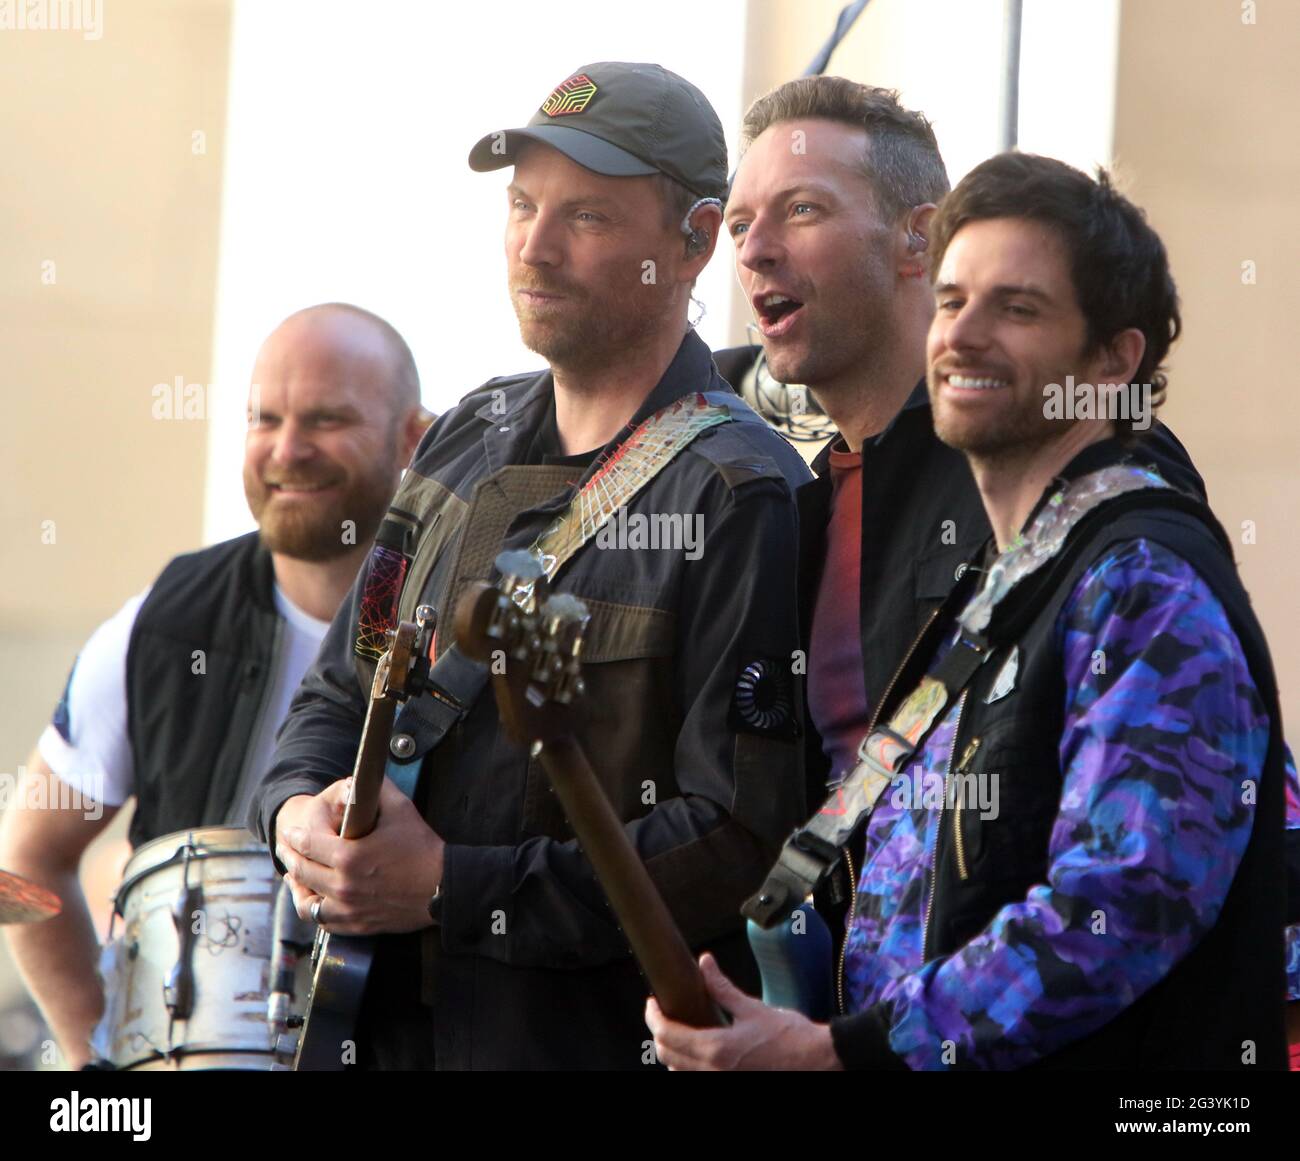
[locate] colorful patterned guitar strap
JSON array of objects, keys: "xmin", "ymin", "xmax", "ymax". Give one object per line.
[{"xmin": 511, "ymin": 392, "xmax": 738, "ymax": 607}]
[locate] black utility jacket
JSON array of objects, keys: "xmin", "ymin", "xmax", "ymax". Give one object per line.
[{"xmin": 253, "ymin": 331, "xmax": 813, "ymax": 1069}]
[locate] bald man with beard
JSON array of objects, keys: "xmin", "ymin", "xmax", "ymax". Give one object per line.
[{"xmin": 0, "ymin": 303, "xmax": 428, "ymax": 1068}]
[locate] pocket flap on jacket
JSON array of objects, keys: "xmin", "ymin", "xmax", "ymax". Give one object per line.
[{"xmin": 574, "ymin": 597, "xmax": 676, "ymax": 663}]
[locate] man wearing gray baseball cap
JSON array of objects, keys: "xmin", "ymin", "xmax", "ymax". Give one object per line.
[{"xmin": 257, "ymin": 62, "xmax": 813, "ymax": 1070}]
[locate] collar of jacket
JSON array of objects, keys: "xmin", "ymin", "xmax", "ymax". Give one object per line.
[
  {"xmin": 808, "ymin": 376, "xmax": 929, "ymax": 477},
  {"xmin": 864, "ymin": 437, "xmax": 1182, "ymax": 727},
  {"xmin": 1017, "ymin": 432, "xmax": 1175, "ymax": 539},
  {"xmin": 793, "ymin": 378, "xmax": 958, "ymax": 676},
  {"xmin": 796, "ymin": 376, "xmax": 937, "ymax": 552},
  {"xmin": 241, "ymin": 531, "xmax": 278, "ymax": 614},
  {"xmin": 471, "ymin": 329, "xmax": 728, "ymax": 477}
]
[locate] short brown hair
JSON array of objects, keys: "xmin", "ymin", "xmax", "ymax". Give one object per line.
[
  {"xmin": 929, "ymin": 153, "xmax": 1180, "ymax": 434},
  {"xmin": 740, "ymin": 76, "xmax": 949, "ymax": 220},
  {"xmin": 655, "ymin": 172, "xmax": 698, "ymax": 232}
]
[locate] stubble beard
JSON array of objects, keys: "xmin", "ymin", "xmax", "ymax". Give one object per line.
[
  {"xmin": 511, "ymin": 271, "xmax": 679, "ymax": 381},
  {"xmin": 766, "ymin": 308, "xmax": 891, "ymax": 399},
  {"xmin": 931, "ymin": 373, "xmax": 1067, "ymax": 475},
  {"xmin": 760, "ymin": 256, "xmax": 893, "ymax": 397}
]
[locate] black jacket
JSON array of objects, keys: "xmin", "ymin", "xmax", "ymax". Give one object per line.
[
  {"xmin": 713, "ymin": 348, "xmax": 990, "ymax": 811},
  {"xmin": 126, "ymin": 532, "xmax": 279, "ymax": 848},
  {"xmin": 252, "ymin": 331, "xmax": 814, "ymax": 1069}
]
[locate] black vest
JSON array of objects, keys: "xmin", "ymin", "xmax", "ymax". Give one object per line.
[
  {"xmin": 125, "ymin": 533, "xmax": 279, "ymax": 848},
  {"xmin": 877, "ymin": 473, "xmax": 1288, "ymax": 1069}
]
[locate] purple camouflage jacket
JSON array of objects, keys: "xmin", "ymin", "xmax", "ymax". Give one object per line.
[{"xmin": 840, "ymin": 537, "xmax": 1294, "ymax": 1069}]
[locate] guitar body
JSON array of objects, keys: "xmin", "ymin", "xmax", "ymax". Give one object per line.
[
  {"xmin": 292, "ymin": 931, "xmax": 375, "ymax": 1070},
  {"xmin": 746, "ymin": 904, "xmax": 834, "ymax": 1021}
]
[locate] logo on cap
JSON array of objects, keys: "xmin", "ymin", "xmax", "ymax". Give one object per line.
[{"xmin": 541, "ymin": 73, "xmax": 598, "ymax": 117}]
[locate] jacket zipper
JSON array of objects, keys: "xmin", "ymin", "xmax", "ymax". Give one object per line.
[
  {"xmin": 834, "ymin": 605, "xmax": 945, "ymax": 1015},
  {"xmin": 835, "ymin": 844, "xmax": 856, "ymax": 1015},
  {"xmin": 922, "ymin": 690, "xmax": 968, "ymax": 962},
  {"xmin": 865, "ymin": 605, "xmax": 945, "ymax": 738},
  {"xmin": 951, "ymin": 738, "xmax": 981, "ymax": 881},
  {"xmin": 224, "ymin": 615, "xmax": 284, "ymax": 825}
]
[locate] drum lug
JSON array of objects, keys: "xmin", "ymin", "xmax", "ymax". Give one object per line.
[{"xmin": 163, "ymin": 847, "xmax": 204, "ymax": 1023}]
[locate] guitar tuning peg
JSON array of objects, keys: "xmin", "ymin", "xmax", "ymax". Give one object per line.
[
  {"xmin": 415, "ymin": 605, "xmax": 436, "ymax": 631},
  {"xmin": 495, "ymin": 549, "xmax": 544, "ymax": 584},
  {"xmin": 545, "ymin": 593, "xmax": 590, "ymax": 626},
  {"xmin": 543, "ymin": 594, "xmax": 590, "ymax": 663},
  {"xmin": 497, "ymin": 549, "xmax": 547, "ymax": 612}
]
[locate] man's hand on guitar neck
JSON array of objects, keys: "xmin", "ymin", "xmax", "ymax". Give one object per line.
[
  {"xmin": 645, "ymin": 954, "xmax": 843, "ymax": 1071},
  {"xmin": 275, "ymin": 778, "xmax": 445, "ymax": 936}
]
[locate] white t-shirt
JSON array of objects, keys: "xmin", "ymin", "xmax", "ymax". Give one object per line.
[{"xmin": 39, "ymin": 585, "xmax": 330, "ymax": 815}]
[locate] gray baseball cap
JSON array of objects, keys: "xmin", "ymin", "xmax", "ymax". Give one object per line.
[{"xmin": 468, "ymin": 61, "xmax": 728, "ymax": 200}]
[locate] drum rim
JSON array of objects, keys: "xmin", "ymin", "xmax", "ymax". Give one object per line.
[
  {"xmin": 113, "ymin": 1046, "xmax": 279, "ymax": 1070},
  {"xmin": 114, "ymin": 827, "xmax": 268, "ymax": 916}
]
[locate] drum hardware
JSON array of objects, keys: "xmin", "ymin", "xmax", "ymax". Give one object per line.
[
  {"xmin": 267, "ymin": 879, "xmax": 314, "ymax": 1065},
  {"xmin": 163, "ymin": 838, "xmax": 202, "ymax": 1037}
]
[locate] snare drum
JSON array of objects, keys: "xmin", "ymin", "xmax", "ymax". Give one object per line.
[{"xmin": 93, "ymin": 827, "xmax": 307, "ymax": 1070}]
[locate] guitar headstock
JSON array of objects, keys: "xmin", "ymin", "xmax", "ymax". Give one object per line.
[
  {"xmin": 454, "ymin": 550, "xmax": 590, "ymax": 746},
  {"xmin": 369, "ymin": 619, "xmax": 420, "ymax": 703}
]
